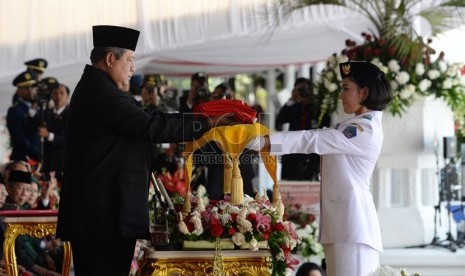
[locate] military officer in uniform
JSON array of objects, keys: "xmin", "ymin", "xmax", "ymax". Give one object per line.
[
  {"xmin": 24, "ymin": 58, "xmax": 48, "ymax": 81},
  {"xmin": 56, "ymin": 25, "xmax": 232, "ymax": 276},
  {"xmin": 10, "ymin": 58, "xmax": 49, "ymax": 105},
  {"xmin": 7, "ymin": 71, "xmax": 41, "ymax": 162},
  {"xmin": 247, "ymin": 61, "xmax": 393, "ymax": 276}
]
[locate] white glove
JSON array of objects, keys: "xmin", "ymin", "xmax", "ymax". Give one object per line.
[{"xmin": 245, "ymin": 136, "xmax": 265, "ymax": 151}]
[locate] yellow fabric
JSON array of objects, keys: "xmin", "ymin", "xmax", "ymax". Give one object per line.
[{"xmin": 183, "ymin": 123, "xmax": 277, "ymax": 204}]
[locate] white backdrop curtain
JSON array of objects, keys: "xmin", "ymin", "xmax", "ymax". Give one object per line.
[{"xmin": 0, "ymin": 0, "xmax": 376, "ymax": 113}]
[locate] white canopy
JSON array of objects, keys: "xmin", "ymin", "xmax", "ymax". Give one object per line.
[
  {"xmin": 0, "ymin": 0, "xmax": 377, "ymax": 112},
  {"xmin": 1, "ymin": 0, "xmax": 463, "ymax": 114}
]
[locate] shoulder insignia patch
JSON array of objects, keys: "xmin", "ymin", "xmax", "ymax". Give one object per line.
[
  {"xmin": 333, "ymin": 123, "xmax": 341, "ymax": 129},
  {"xmin": 343, "ymin": 125, "xmax": 357, "ymax": 139},
  {"xmin": 362, "ymin": 114, "xmax": 372, "ymax": 120},
  {"xmin": 351, "ymin": 123, "xmax": 364, "ymax": 132}
]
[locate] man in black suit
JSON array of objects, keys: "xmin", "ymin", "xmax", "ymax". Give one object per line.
[
  {"xmin": 37, "ymin": 83, "xmax": 70, "ymax": 181},
  {"xmin": 56, "ymin": 25, "xmax": 231, "ymax": 276}
]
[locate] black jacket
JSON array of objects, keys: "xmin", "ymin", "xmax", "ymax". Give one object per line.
[
  {"xmin": 57, "ymin": 65, "xmax": 209, "ymax": 241},
  {"xmin": 41, "ymin": 106, "xmax": 69, "ymax": 179}
]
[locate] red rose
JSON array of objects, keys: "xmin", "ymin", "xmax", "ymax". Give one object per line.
[
  {"xmin": 387, "ymin": 46, "xmax": 396, "ymax": 56},
  {"xmin": 273, "ymin": 222, "xmax": 284, "ymax": 232},
  {"xmin": 247, "ymin": 213, "xmax": 257, "ymax": 222},
  {"xmin": 263, "ymin": 232, "xmax": 269, "ymax": 240},
  {"xmin": 282, "ymin": 246, "xmax": 291, "ymax": 254},
  {"xmin": 308, "ymin": 214, "xmax": 316, "ymax": 223},
  {"xmin": 210, "ymin": 223, "xmax": 224, "ymax": 238},
  {"xmin": 231, "ymin": 213, "xmax": 238, "ymax": 222},
  {"xmin": 228, "ymin": 227, "xmax": 237, "ymax": 236},
  {"xmin": 186, "ymin": 221, "xmax": 195, "ymax": 232}
]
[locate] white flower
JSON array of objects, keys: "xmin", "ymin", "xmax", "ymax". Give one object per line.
[
  {"xmin": 427, "ymin": 69, "xmax": 440, "ymax": 80},
  {"xmin": 442, "ymin": 78, "xmax": 453, "ymax": 89},
  {"xmin": 178, "ymin": 221, "xmax": 190, "ymax": 235},
  {"xmin": 390, "ymin": 81, "xmax": 399, "ymax": 91},
  {"xmin": 400, "ymin": 86, "xmax": 414, "ymax": 99},
  {"xmin": 439, "ymin": 61, "xmax": 447, "ymax": 73},
  {"xmin": 195, "ymin": 195, "xmax": 205, "ymax": 212},
  {"xmin": 326, "ymin": 71, "xmax": 334, "ymax": 81},
  {"xmin": 238, "ymin": 220, "xmax": 253, "ymax": 233},
  {"xmin": 388, "ymin": 60, "xmax": 400, "ymax": 72},
  {"xmin": 328, "ymin": 83, "xmax": 338, "ymax": 92},
  {"xmin": 418, "ymin": 79, "xmax": 432, "ymax": 92},
  {"xmin": 395, "ymin": 71, "xmax": 410, "ymax": 85},
  {"xmin": 337, "ymin": 55, "xmax": 348, "ymax": 63},
  {"xmin": 459, "ymin": 75, "xmax": 465, "ymax": 86},
  {"xmin": 232, "ymin": 232, "xmax": 246, "ymax": 246},
  {"xmin": 370, "ymin": 265, "xmax": 400, "ymax": 276},
  {"xmin": 189, "ymin": 213, "xmax": 204, "ymax": 236},
  {"xmin": 415, "ymin": 63, "xmax": 425, "ymax": 76},
  {"xmin": 249, "ymin": 237, "xmax": 259, "ymax": 251},
  {"xmin": 220, "ymin": 213, "xmax": 231, "ymax": 225},
  {"xmin": 196, "ymin": 185, "xmax": 207, "ymax": 197}
]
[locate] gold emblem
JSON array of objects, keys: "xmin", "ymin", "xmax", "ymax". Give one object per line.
[
  {"xmin": 50, "ymin": 78, "xmax": 56, "ymax": 83},
  {"xmin": 342, "ymin": 64, "xmax": 351, "ymax": 75},
  {"xmin": 25, "ymin": 73, "xmax": 31, "ymax": 80},
  {"xmin": 39, "ymin": 61, "xmax": 44, "ymax": 67}
]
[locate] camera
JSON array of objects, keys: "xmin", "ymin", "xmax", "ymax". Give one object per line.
[
  {"xmin": 194, "ymin": 85, "xmax": 210, "ymax": 104},
  {"xmin": 35, "ymin": 77, "xmax": 59, "ymax": 104}
]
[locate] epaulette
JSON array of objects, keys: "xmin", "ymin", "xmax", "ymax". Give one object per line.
[{"xmin": 362, "ymin": 114, "xmax": 372, "ymax": 121}]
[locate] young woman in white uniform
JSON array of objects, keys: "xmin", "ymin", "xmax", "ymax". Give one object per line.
[{"xmin": 247, "ymin": 61, "xmax": 393, "ymax": 276}]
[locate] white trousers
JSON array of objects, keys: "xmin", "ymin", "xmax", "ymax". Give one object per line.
[{"xmin": 323, "ymin": 243, "xmax": 379, "ymax": 276}]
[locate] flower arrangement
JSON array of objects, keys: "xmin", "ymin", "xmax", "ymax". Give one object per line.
[
  {"xmin": 315, "ymin": 32, "xmax": 465, "ymax": 120},
  {"xmin": 284, "ymin": 204, "xmax": 323, "ymax": 260},
  {"xmin": 170, "ymin": 186, "xmax": 302, "ymax": 276},
  {"xmin": 371, "ymin": 265, "xmax": 420, "ymax": 276}
]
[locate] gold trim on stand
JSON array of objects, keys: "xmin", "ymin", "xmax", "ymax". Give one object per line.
[
  {"xmin": 137, "ymin": 250, "xmax": 272, "ymax": 276},
  {"xmin": 2, "ymin": 214, "xmax": 72, "ymax": 276}
]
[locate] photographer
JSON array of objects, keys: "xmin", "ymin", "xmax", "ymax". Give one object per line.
[
  {"xmin": 179, "ymin": 72, "xmax": 208, "ymax": 113},
  {"xmin": 36, "ymin": 82, "xmax": 70, "ymax": 182}
]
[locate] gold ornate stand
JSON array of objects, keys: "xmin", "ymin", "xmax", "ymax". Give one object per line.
[
  {"xmin": 137, "ymin": 249, "xmax": 272, "ymax": 276},
  {"xmin": 1, "ymin": 210, "xmax": 72, "ymax": 276}
]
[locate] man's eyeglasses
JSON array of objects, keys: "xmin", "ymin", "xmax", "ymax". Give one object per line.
[{"xmin": 12, "ymin": 184, "xmax": 33, "ymax": 193}]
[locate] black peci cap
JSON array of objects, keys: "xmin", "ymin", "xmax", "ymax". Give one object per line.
[
  {"xmin": 92, "ymin": 25, "xmax": 140, "ymax": 51},
  {"xmin": 339, "ymin": 61, "xmax": 384, "ymax": 81},
  {"xmin": 24, "ymin": 58, "xmax": 48, "ymax": 73},
  {"xmin": 8, "ymin": 171, "xmax": 32, "ymax": 184},
  {"xmin": 12, "ymin": 71, "xmax": 38, "ymax": 87}
]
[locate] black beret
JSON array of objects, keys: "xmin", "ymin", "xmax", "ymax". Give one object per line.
[
  {"xmin": 92, "ymin": 25, "xmax": 140, "ymax": 51},
  {"xmin": 12, "ymin": 71, "xmax": 38, "ymax": 87},
  {"xmin": 24, "ymin": 58, "xmax": 48, "ymax": 73},
  {"xmin": 8, "ymin": 170, "xmax": 32, "ymax": 184},
  {"xmin": 339, "ymin": 61, "xmax": 384, "ymax": 81}
]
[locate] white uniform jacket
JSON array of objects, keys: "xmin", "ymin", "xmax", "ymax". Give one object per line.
[{"xmin": 269, "ymin": 111, "xmax": 383, "ymax": 251}]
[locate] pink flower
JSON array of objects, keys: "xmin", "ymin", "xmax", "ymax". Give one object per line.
[{"xmin": 255, "ymin": 212, "xmax": 272, "ymax": 234}]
